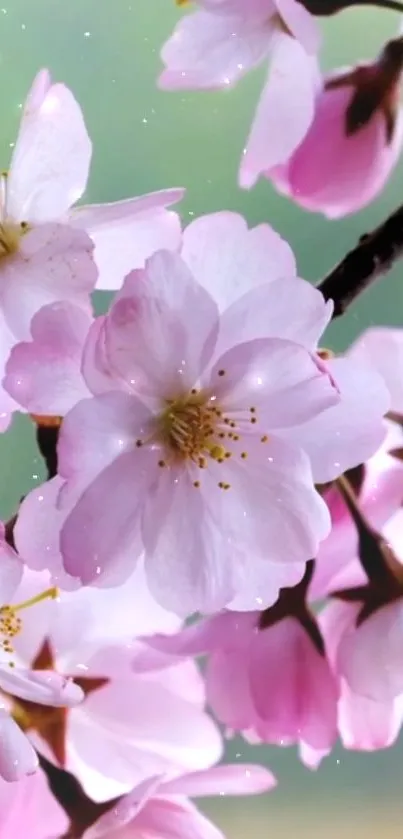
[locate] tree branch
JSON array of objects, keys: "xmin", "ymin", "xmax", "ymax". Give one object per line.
[{"xmin": 317, "ymin": 202, "xmax": 403, "ymax": 318}]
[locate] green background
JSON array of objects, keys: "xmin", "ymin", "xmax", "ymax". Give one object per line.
[{"xmin": 0, "ymin": 1, "xmax": 402, "ymax": 835}]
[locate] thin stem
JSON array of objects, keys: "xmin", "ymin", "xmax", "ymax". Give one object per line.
[
  {"xmin": 336, "ymin": 475, "xmax": 399, "ymax": 584},
  {"xmin": 317, "ymin": 202, "xmax": 403, "ymax": 318}
]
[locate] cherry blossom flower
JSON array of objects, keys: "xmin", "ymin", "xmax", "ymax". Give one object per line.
[
  {"xmin": 13, "ymin": 212, "xmax": 389, "ymax": 614},
  {"xmin": 313, "ymin": 440, "xmax": 403, "ymax": 705},
  {"xmin": 320, "ymin": 599, "xmax": 403, "ymax": 752},
  {"xmin": 0, "ymin": 769, "xmax": 68, "ymax": 838},
  {"xmin": 38, "ymin": 254, "xmax": 338, "ymax": 614},
  {"xmin": 135, "ymin": 564, "xmax": 338, "ymax": 768},
  {"xmin": 83, "ymin": 764, "xmax": 276, "ymax": 839},
  {"xmin": 160, "ymin": 1, "xmax": 320, "ymax": 187},
  {"xmin": 9, "ymin": 68, "xmax": 184, "ymax": 291},
  {"xmin": 5, "ymin": 567, "xmax": 221, "ymax": 801},
  {"xmin": 268, "ymin": 37, "xmax": 403, "ymax": 217},
  {"xmin": 0, "ymin": 525, "xmax": 84, "ymax": 781}
]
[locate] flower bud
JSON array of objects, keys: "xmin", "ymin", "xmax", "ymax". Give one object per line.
[{"xmin": 268, "ymin": 37, "xmax": 403, "ymax": 218}]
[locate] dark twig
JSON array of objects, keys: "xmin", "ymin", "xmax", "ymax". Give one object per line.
[
  {"xmin": 39, "ymin": 755, "xmax": 116, "ymax": 838},
  {"xmin": 300, "ymin": 0, "xmax": 403, "ymax": 14},
  {"xmin": 317, "ymin": 202, "xmax": 403, "ymax": 318},
  {"xmin": 32, "ymin": 415, "xmax": 62, "ymax": 479}
]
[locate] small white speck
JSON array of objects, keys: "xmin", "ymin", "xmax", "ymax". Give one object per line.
[{"xmin": 84, "ymin": 31, "xmax": 91, "ymax": 38}]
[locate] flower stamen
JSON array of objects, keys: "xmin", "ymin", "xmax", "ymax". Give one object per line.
[{"xmin": 0, "ymin": 587, "xmax": 59, "ymax": 655}]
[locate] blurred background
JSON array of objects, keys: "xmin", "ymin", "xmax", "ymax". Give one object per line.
[{"xmin": 0, "ymin": 0, "xmax": 402, "ymax": 834}]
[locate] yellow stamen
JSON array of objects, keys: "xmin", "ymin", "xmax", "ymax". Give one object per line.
[
  {"xmin": 0, "ymin": 588, "xmax": 59, "ymax": 644},
  {"xmin": 12, "ymin": 587, "xmax": 59, "ymax": 613}
]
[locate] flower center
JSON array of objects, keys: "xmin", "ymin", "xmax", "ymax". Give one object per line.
[
  {"xmin": 157, "ymin": 389, "xmax": 228, "ymax": 465},
  {"xmin": 136, "ymin": 377, "xmax": 269, "ymax": 491},
  {"xmin": 0, "ymin": 587, "xmax": 59, "ymax": 660},
  {"xmin": 0, "ymin": 171, "xmax": 29, "ymax": 259}
]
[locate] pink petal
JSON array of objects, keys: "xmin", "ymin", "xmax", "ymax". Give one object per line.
[
  {"xmin": 0, "ymin": 710, "xmax": 38, "ymax": 781},
  {"xmin": 0, "ymin": 527, "xmax": 23, "ymax": 605},
  {"xmin": 207, "ymin": 648, "xmax": 255, "ymax": 729},
  {"xmin": 181, "ymin": 211, "xmax": 296, "ymax": 311},
  {"xmin": 249, "ymin": 618, "xmax": 338, "ymax": 751},
  {"xmin": 4, "ymin": 301, "xmax": 91, "ymax": 415},
  {"xmin": 84, "ymin": 679, "xmax": 222, "ymax": 771},
  {"xmin": 312, "ymin": 429, "xmax": 403, "ymax": 598},
  {"xmin": 143, "ymin": 470, "xmax": 238, "ymax": 615},
  {"xmin": 0, "ymin": 666, "xmax": 83, "ymax": 707},
  {"xmin": 278, "ymin": 356, "xmax": 389, "ymax": 483},
  {"xmin": 71, "ymin": 190, "xmax": 184, "ymax": 291},
  {"xmin": 133, "ymin": 798, "xmax": 224, "ymax": 839},
  {"xmin": 145, "ymin": 438, "xmax": 329, "ymax": 615},
  {"xmin": 337, "ymin": 601, "xmax": 403, "ymax": 702},
  {"xmin": 228, "ymin": 558, "xmax": 305, "ymax": 611},
  {"xmin": 214, "ymin": 435, "xmax": 331, "ymax": 566},
  {"xmin": 67, "ymin": 683, "xmax": 222, "ymax": 800},
  {"xmin": 0, "ymin": 224, "xmax": 97, "ymax": 340},
  {"xmin": 0, "ymin": 310, "xmax": 20, "ymax": 427},
  {"xmin": 339, "ymin": 686, "xmax": 403, "ymax": 751},
  {"xmin": 274, "ymin": 0, "xmax": 321, "ymax": 53},
  {"xmin": 349, "ymin": 327, "xmax": 403, "ymax": 415},
  {"xmin": 60, "ymin": 448, "xmax": 158, "ymax": 586},
  {"xmin": 136, "ymin": 614, "xmax": 239, "ymax": 668},
  {"xmin": 105, "ymin": 250, "xmax": 219, "ymax": 397},
  {"xmin": 159, "ymin": 10, "xmax": 273, "ymax": 90},
  {"xmin": 58, "ymin": 391, "xmax": 152, "ymax": 490},
  {"xmin": 22, "ymin": 68, "xmax": 51, "ymax": 112},
  {"xmin": 208, "ymin": 337, "xmax": 339, "ymax": 427},
  {"xmin": 82, "ymin": 776, "xmax": 162, "ymax": 837},
  {"xmin": 14, "ymin": 477, "xmax": 80, "ymax": 589},
  {"xmin": 8, "ymin": 76, "xmax": 91, "ymax": 222},
  {"xmin": 162, "ymin": 763, "xmax": 276, "ymax": 796},
  {"xmin": 81, "ymin": 316, "xmax": 118, "ymax": 396},
  {"xmin": 88, "ymin": 796, "xmax": 224, "ymax": 839},
  {"xmin": 217, "ymin": 277, "xmax": 332, "ymax": 359},
  {"xmin": 320, "ymin": 601, "xmax": 403, "ymax": 750},
  {"xmin": 239, "ymin": 33, "xmax": 318, "ymax": 188},
  {"xmin": 0, "ymin": 769, "xmax": 68, "ymax": 836}
]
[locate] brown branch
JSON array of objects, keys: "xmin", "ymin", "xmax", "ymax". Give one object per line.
[
  {"xmin": 317, "ymin": 202, "xmax": 403, "ymax": 318},
  {"xmin": 300, "ymin": 0, "xmax": 403, "ymax": 15},
  {"xmin": 39, "ymin": 755, "xmax": 117, "ymax": 838}
]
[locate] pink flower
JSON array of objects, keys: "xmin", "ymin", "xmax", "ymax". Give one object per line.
[
  {"xmin": 160, "ymin": 1, "xmax": 320, "ymax": 187},
  {"xmin": 0, "ymin": 525, "xmax": 83, "ymax": 781},
  {"xmin": 135, "ymin": 583, "xmax": 338, "ymax": 768},
  {"xmin": 46, "ymin": 257, "xmax": 337, "ymax": 615},
  {"xmin": 311, "ymin": 420, "xmax": 403, "ymax": 599},
  {"xmin": 314, "ymin": 442, "xmax": 403, "ymax": 708},
  {"xmin": 268, "ymin": 38, "xmax": 403, "ymax": 217},
  {"xmin": 6, "ymin": 567, "xmax": 221, "ymax": 801},
  {"xmin": 10, "ymin": 69, "xmax": 184, "ymax": 291},
  {"xmin": 320, "ymin": 600, "xmax": 403, "ymax": 752},
  {"xmin": 14, "ymin": 211, "xmax": 389, "ymax": 615},
  {"xmin": 83, "ymin": 764, "xmax": 276, "ymax": 839},
  {"xmin": 0, "ymin": 769, "xmax": 68, "ymax": 838}
]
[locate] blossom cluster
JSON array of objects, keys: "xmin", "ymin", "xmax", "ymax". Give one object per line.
[{"xmin": 0, "ymin": 0, "xmax": 403, "ymax": 836}]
